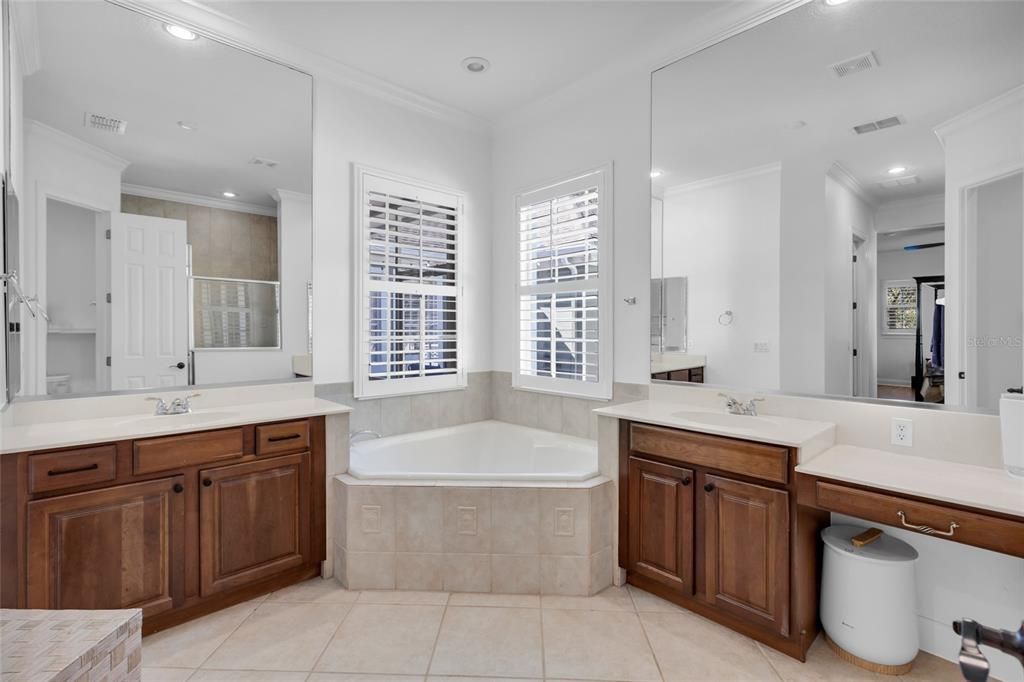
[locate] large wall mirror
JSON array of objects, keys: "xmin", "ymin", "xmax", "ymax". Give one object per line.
[
  {"xmin": 650, "ymin": 0, "xmax": 1024, "ymax": 414},
  {"xmin": 3, "ymin": 0, "xmax": 313, "ymax": 401}
]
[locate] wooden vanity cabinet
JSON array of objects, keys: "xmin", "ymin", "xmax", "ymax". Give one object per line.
[
  {"xmin": 620, "ymin": 421, "xmax": 826, "ymax": 661},
  {"xmin": 1, "ymin": 416, "xmax": 326, "ymax": 635}
]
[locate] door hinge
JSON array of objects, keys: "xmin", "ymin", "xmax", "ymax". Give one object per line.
[
  {"xmin": 105, "ymin": 356, "xmax": 111, "ymax": 367},
  {"xmin": 852, "ymin": 301, "xmax": 858, "ymax": 310},
  {"xmin": 959, "ymin": 371, "xmax": 966, "ymax": 379},
  {"xmin": 852, "ymin": 348, "xmax": 858, "ymax": 357},
  {"xmin": 105, "ymin": 229, "xmax": 111, "ymax": 240},
  {"xmin": 852, "ymin": 254, "xmax": 858, "ymax": 263},
  {"xmin": 106, "ymin": 292, "xmax": 111, "ymax": 304}
]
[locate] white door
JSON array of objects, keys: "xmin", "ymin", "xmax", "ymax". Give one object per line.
[{"xmin": 109, "ymin": 213, "xmax": 189, "ymax": 390}]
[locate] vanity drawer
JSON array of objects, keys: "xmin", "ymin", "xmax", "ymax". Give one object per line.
[
  {"xmin": 28, "ymin": 445, "xmax": 117, "ymax": 494},
  {"xmin": 256, "ymin": 421, "xmax": 311, "ymax": 456},
  {"xmin": 134, "ymin": 428, "xmax": 245, "ymax": 475},
  {"xmin": 629, "ymin": 423, "xmax": 789, "ymax": 484},
  {"xmin": 813, "ymin": 481, "xmax": 1024, "ymax": 557}
]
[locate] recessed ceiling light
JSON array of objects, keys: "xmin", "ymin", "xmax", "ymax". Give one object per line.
[
  {"xmin": 165, "ymin": 24, "xmax": 197, "ymax": 41},
  {"xmin": 461, "ymin": 57, "xmax": 490, "ymax": 74},
  {"xmin": 824, "ymin": 0, "xmax": 851, "ymax": 6},
  {"xmin": 176, "ymin": 120, "xmax": 197, "ymax": 132},
  {"xmin": 222, "ymin": 191, "xmax": 237, "ymax": 198},
  {"xmin": 888, "ymin": 166, "xmax": 907, "ymax": 175},
  {"xmin": 650, "ymin": 170, "xmax": 663, "ymax": 179}
]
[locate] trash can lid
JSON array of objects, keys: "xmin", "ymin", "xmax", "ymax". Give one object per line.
[{"xmin": 822, "ymin": 525, "xmax": 918, "ymax": 563}]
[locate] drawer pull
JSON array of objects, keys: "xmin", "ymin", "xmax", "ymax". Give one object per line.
[
  {"xmin": 47, "ymin": 463, "xmax": 100, "ymax": 477},
  {"xmin": 267, "ymin": 433, "xmax": 302, "ymax": 443},
  {"xmin": 897, "ymin": 510, "xmax": 960, "ymax": 537}
]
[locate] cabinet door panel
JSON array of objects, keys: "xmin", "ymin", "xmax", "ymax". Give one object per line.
[
  {"xmin": 702, "ymin": 474, "xmax": 789, "ymax": 636},
  {"xmin": 628, "ymin": 456, "xmax": 694, "ymax": 595},
  {"xmin": 200, "ymin": 452, "xmax": 310, "ymax": 596},
  {"xmin": 26, "ymin": 476, "xmax": 185, "ymax": 618}
]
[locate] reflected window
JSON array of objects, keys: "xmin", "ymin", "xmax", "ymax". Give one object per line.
[
  {"xmin": 193, "ymin": 277, "xmax": 280, "ymax": 349},
  {"xmin": 883, "ymin": 280, "xmax": 918, "ymax": 335}
]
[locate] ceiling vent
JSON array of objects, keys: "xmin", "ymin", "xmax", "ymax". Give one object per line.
[
  {"xmin": 880, "ymin": 175, "xmax": 920, "ymax": 189},
  {"xmin": 852, "ymin": 115, "xmax": 903, "ymax": 135},
  {"xmin": 84, "ymin": 112, "xmax": 127, "ymax": 135},
  {"xmin": 248, "ymin": 157, "xmax": 280, "ymax": 169},
  {"xmin": 830, "ymin": 51, "xmax": 878, "ymax": 78}
]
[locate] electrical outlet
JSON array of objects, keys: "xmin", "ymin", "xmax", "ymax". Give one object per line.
[
  {"xmin": 891, "ymin": 417, "xmax": 913, "ymax": 447},
  {"xmin": 753, "ymin": 341, "xmax": 770, "ymax": 354}
]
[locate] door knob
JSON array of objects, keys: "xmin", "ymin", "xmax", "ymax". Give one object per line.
[
  {"xmin": 202, "ymin": 478, "xmax": 212, "ymax": 487},
  {"xmin": 703, "ymin": 483, "xmax": 715, "ymax": 492},
  {"xmin": 170, "ymin": 361, "xmax": 186, "ymax": 370},
  {"xmin": 681, "ymin": 476, "xmax": 691, "ymax": 486}
]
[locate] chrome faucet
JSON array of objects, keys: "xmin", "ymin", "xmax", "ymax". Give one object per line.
[
  {"xmin": 147, "ymin": 393, "xmax": 201, "ymax": 416},
  {"xmin": 719, "ymin": 393, "xmax": 765, "ymax": 416}
]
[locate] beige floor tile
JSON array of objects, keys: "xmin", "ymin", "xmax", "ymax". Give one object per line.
[
  {"xmin": 202, "ymin": 602, "xmax": 351, "ymax": 671},
  {"xmin": 429, "ymin": 606, "xmax": 544, "ymax": 678},
  {"xmin": 900, "ymin": 651, "xmax": 962, "ymax": 681},
  {"xmin": 143, "ymin": 599, "xmax": 260, "ymax": 668},
  {"xmin": 642, "ymin": 611, "xmax": 780, "ymax": 681},
  {"xmin": 356, "ymin": 590, "xmax": 449, "ymax": 605},
  {"xmin": 428, "ymin": 678, "xmax": 540, "ymax": 682},
  {"xmin": 316, "ymin": 604, "xmax": 445, "ymax": 675},
  {"xmin": 542, "ymin": 609, "xmax": 661, "ymax": 682},
  {"xmin": 310, "ymin": 676, "xmax": 424, "ymax": 682},
  {"xmin": 627, "ymin": 585, "xmax": 685, "ymax": 613},
  {"xmin": 266, "ymin": 577, "xmax": 360, "ymax": 604},
  {"xmin": 542, "ymin": 586, "xmax": 635, "ymax": 612},
  {"xmin": 447, "ymin": 592, "xmax": 540, "ymax": 608},
  {"xmin": 141, "ymin": 669, "xmax": 194, "ymax": 682},
  {"xmin": 189, "ymin": 671, "xmax": 308, "ymax": 681},
  {"xmin": 758, "ymin": 637, "xmax": 886, "ymax": 681}
]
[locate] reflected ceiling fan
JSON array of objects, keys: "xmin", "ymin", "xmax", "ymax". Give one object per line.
[{"xmin": 903, "ymin": 242, "xmax": 944, "ymax": 251}]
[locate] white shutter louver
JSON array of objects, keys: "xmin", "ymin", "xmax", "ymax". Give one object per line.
[
  {"xmin": 515, "ymin": 167, "xmax": 612, "ymax": 399},
  {"xmin": 356, "ymin": 168, "xmax": 465, "ymax": 397}
]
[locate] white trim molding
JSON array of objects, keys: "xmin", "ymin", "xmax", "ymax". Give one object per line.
[
  {"xmin": 121, "ymin": 183, "xmax": 277, "ymax": 217},
  {"xmin": 663, "ymin": 162, "xmax": 781, "ymax": 198},
  {"xmin": 26, "ymin": 120, "xmax": 130, "ymax": 174}
]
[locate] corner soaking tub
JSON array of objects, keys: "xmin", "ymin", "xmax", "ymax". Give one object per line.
[{"xmin": 348, "ymin": 419, "xmax": 599, "ymax": 482}]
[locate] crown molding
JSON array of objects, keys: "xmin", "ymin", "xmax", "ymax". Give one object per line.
[
  {"xmin": 121, "ymin": 183, "xmax": 277, "ymax": 217},
  {"xmin": 271, "ymin": 188, "xmax": 311, "ymax": 205},
  {"xmin": 110, "ymin": 0, "xmax": 490, "ymax": 134},
  {"xmin": 663, "ymin": 162, "xmax": 781, "ymax": 197},
  {"xmin": 26, "ymin": 120, "xmax": 130, "ymax": 172},
  {"xmin": 934, "ymin": 84, "xmax": 1024, "ymax": 145},
  {"xmin": 827, "ymin": 162, "xmax": 877, "ymax": 208}
]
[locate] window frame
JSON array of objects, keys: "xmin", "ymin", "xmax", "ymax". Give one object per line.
[
  {"xmin": 513, "ymin": 164, "xmax": 614, "ymax": 400},
  {"xmin": 881, "ymin": 278, "xmax": 918, "ymax": 336},
  {"xmin": 353, "ymin": 165, "xmax": 467, "ymax": 399}
]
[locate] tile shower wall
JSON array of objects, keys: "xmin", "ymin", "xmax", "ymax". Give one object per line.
[
  {"xmin": 121, "ymin": 194, "xmax": 279, "ymax": 281},
  {"xmin": 315, "ymin": 371, "xmax": 649, "ymax": 440}
]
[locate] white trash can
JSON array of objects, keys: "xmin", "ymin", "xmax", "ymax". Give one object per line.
[{"xmin": 820, "ymin": 525, "xmax": 919, "ymax": 674}]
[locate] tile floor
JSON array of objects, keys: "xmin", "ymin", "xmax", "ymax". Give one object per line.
[{"xmin": 142, "ymin": 578, "xmax": 962, "ymax": 682}]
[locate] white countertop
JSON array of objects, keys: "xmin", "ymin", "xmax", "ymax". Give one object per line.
[
  {"xmin": 650, "ymin": 352, "xmax": 706, "ymax": 374},
  {"xmin": 594, "ymin": 400, "xmax": 836, "ymax": 458},
  {"xmin": 796, "ymin": 444, "xmax": 1024, "ymax": 519},
  {"xmin": 0, "ymin": 397, "xmax": 351, "ymax": 455}
]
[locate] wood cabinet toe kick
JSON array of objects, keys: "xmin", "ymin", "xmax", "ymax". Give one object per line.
[
  {"xmin": 795, "ymin": 473, "xmax": 1024, "ymax": 558},
  {"xmin": 1, "ymin": 416, "xmax": 327, "ymax": 635}
]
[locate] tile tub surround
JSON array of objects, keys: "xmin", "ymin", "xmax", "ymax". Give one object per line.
[
  {"xmin": 1, "ymin": 608, "xmax": 142, "ymax": 681},
  {"xmin": 140, "ymin": 578, "xmax": 962, "ymax": 680},
  {"xmin": 333, "ymin": 476, "xmax": 616, "ymax": 595}
]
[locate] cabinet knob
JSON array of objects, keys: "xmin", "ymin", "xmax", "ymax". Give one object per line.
[
  {"xmin": 681, "ymin": 476, "xmax": 691, "ymax": 486},
  {"xmin": 202, "ymin": 478, "xmax": 212, "ymax": 487},
  {"xmin": 173, "ymin": 483, "xmax": 184, "ymax": 493},
  {"xmin": 703, "ymin": 483, "xmax": 715, "ymax": 492}
]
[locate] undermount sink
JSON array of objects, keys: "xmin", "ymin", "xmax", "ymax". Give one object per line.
[
  {"xmin": 113, "ymin": 411, "xmax": 240, "ymax": 429},
  {"xmin": 671, "ymin": 411, "xmax": 780, "ymax": 430}
]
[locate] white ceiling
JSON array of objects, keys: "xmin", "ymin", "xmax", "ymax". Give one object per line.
[
  {"xmin": 651, "ymin": 0, "xmax": 1024, "ymax": 204},
  {"xmin": 22, "ymin": 0, "xmax": 312, "ymax": 209},
  {"xmin": 201, "ymin": 0, "xmax": 722, "ymax": 120}
]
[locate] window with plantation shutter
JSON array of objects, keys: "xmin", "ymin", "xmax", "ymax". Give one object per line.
[
  {"xmin": 354, "ymin": 167, "xmax": 465, "ymax": 398},
  {"xmin": 515, "ymin": 166, "xmax": 613, "ymax": 399},
  {"xmin": 882, "ymin": 279, "xmax": 917, "ymax": 335}
]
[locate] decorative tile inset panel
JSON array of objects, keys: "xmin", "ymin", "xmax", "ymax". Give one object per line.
[
  {"xmin": 555, "ymin": 507, "xmax": 575, "ymax": 537},
  {"xmin": 361, "ymin": 505, "xmax": 382, "ymax": 534},
  {"xmin": 457, "ymin": 506, "xmax": 479, "ymax": 535}
]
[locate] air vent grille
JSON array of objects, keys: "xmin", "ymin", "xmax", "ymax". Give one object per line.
[
  {"xmin": 880, "ymin": 175, "xmax": 920, "ymax": 188},
  {"xmin": 248, "ymin": 157, "xmax": 280, "ymax": 169},
  {"xmin": 830, "ymin": 51, "xmax": 878, "ymax": 78},
  {"xmin": 853, "ymin": 115, "xmax": 903, "ymax": 135},
  {"xmin": 84, "ymin": 112, "xmax": 127, "ymax": 135}
]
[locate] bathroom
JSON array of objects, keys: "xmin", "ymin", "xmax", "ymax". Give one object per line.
[{"xmin": 0, "ymin": 0, "xmax": 1022, "ymax": 681}]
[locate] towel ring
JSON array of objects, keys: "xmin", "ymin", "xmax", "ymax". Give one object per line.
[{"xmin": 718, "ymin": 310, "xmax": 734, "ymax": 326}]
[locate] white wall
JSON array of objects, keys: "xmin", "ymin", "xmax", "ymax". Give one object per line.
[
  {"xmin": 661, "ymin": 166, "xmax": 780, "ymax": 389},
  {"xmin": 312, "ymin": 81, "xmax": 492, "ymax": 386},
  {"xmin": 874, "ymin": 194, "xmax": 944, "ymax": 234},
  {"xmin": 876, "ymin": 246, "xmax": 945, "ymax": 386}
]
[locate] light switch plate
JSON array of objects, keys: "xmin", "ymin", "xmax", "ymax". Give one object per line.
[{"xmin": 891, "ymin": 417, "xmax": 913, "ymax": 447}]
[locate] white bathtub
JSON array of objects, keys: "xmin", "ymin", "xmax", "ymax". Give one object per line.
[{"xmin": 349, "ymin": 420, "xmax": 599, "ymax": 482}]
